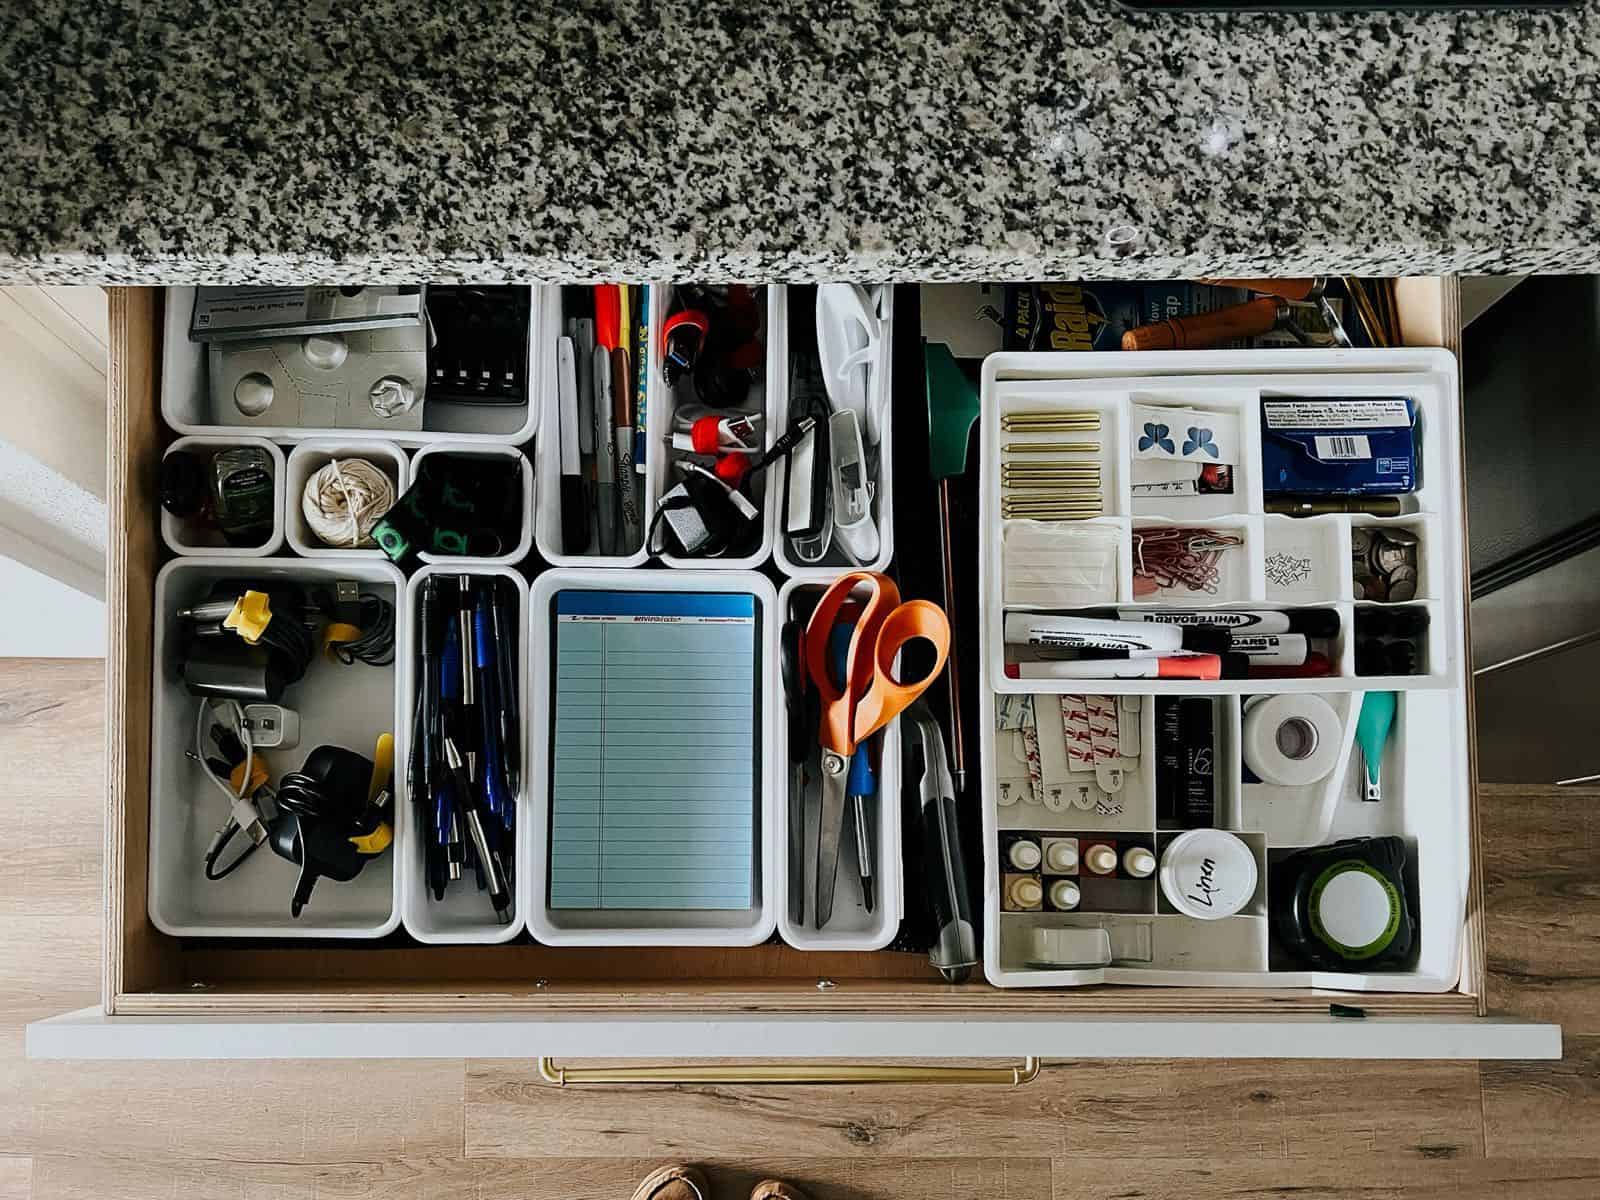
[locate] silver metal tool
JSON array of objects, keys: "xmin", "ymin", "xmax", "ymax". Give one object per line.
[
  {"xmin": 815, "ymin": 749, "xmax": 848, "ymax": 927},
  {"xmin": 908, "ymin": 701, "xmax": 977, "ymax": 983}
]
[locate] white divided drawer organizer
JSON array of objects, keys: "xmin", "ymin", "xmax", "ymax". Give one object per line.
[
  {"xmin": 24, "ymin": 286, "xmax": 1563, "ymax": 1064},
  {"xmin": 979, "ymin": 349, "xmax": 1471, "ymax": 992}
]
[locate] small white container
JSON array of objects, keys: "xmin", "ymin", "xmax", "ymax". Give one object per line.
[
  {"xmin": 1126, "ymin": 386, "xmax": 1263, "ymax": 521},
  {"xmin": 160, "ymin": 286, "xmax": 541, "ymax": 445},
  {"xmin": 1262, "ymin": 513, "xmax": 1344, "ymax": 605},
  {"xmin": 982, "ymin": 352, "xmax": 1463, "ymax": 695},
  {"xmin": 526, "ymin": 568, "xmax": 779, "ymax": 947},
  {"xmin": 285, "ymin": 439, "xmax": 408, "ymax": 558},
  {"xmin": 160, "ymin": 435, "xmax": 286, "ymax": 558},
  {"xmin": 774, "ymin": 575, "xmax": 905, "ymax": 952},
  {"xmin": 411, "ymin": 442, "xmax": 534, "ymax": 566},
  {"xmin": 773, "ymin": 285, "xmax": 897, "ymax": 579},
  {"xmin": 1008, "ymin": 840, "xmax": 1042, "ymax": 871},
  {"xmin": 398, "ymin": 565, "xmax": 529, "ymax": 944},
  {"xmin": 1348, "ymin": 512, "xmax": 1440, "ymax": 604},
  {"xmin": 1129, "ymin": 515, "xmax": 1265, "ymax": 607},
  {"xmin": 650, "ymin": 284, "xmax": 784, "ymax": 570},
  {"xmin": 1048, "ymin": 879, "xmax": 1082, "ymax": 911},
  {"xmin": 531, "ymin": 283, "xmax": 660, "ymax": 568},
  {"xmin": 1158, "ymin": 829, "xmax": 1258, "ymax": 921},
  {"xmin": 148, "ymin": 556, "xmax": 406, "ymax": 938},
  {"xmin": 1001, "ymin": 517, "xmax": 1128, "ymax": 608}
]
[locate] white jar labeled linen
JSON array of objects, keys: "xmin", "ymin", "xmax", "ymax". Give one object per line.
[{"xmin": 1159, "ymin": 829, "xmax": 1257, "ymax": 920}]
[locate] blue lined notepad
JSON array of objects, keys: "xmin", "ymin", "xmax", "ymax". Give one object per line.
[{"xmin": 549, "ymin": 590, "xmax": 758, "ymax": 910}]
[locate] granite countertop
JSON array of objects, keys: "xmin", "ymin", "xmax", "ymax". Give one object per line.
[{"xmin": 3, "ymin": 2, "xmax": 1598, "ymax": 284}]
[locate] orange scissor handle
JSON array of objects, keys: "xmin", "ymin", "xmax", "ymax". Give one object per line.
[{"xmin": 804, "ymin": 571, "xmax": 952, "ymax": 755}]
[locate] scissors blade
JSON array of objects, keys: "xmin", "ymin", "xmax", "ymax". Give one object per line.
[
  {"xmin": 788, "ymin": 762, "xmax": 806, "ymax": 926},
  {"xmin": 815, "ymin": 751, "xmax": 848, "ymax": 928}
]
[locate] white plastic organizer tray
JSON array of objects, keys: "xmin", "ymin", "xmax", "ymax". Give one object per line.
[
  {"xmin": 526, "ymin": 568, "xmax": 779, "ymax": 946},
  {"xmin": 398, "ymin": 564, "xmax": 530, "ymax": 944},
  {"xmin": 160, "ymin": 286, "xmax": 541, "ymax": 444},
  {"xmin": 148, "ymin": 557, "xmax": 406, "ymax": 938},
  {"xmin": 774, "ymin": 576, "xmax": 903, "ymax": 952},
  {"xmin": 773, "ymin": 285, "xmax": 896, "ymax": 578},
  {"xmin": 977, "ymin": 349, "xmax": 1470, "ymax": 994}
]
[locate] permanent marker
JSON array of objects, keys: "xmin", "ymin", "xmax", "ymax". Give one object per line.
[{"xmin": 1004, "ymin": 653, "xmax": 1248, "ymax": 681}]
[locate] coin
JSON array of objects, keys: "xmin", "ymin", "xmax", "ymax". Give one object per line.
[
  {"xmin": 1374, "ymin": 537, "xmax": 1416, "ymax": 576},
  {"xmin": 1353, "ymin": 573, "xmax": 1384, "ymax": 601},
  {"xmin": 1386, "ymin": 565, "xmax": 1418, "ymax": 601},
  {"xmin": 1381, "ymin": 528, "xmax": 1420, "ymax": 547},
  {"xmin": 1351, "ymin": 528, "xmax": 1373, "ymax": 559}
]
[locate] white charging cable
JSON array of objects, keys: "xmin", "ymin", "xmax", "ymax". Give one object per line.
[{"xmin": 195, "ymin": 697, "xmax": 269, "ymax": 879}]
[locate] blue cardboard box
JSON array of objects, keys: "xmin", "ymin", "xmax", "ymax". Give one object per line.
[{"xmin": 1261, "ymin": 397, "xmax": 1419, "ymax": 495}]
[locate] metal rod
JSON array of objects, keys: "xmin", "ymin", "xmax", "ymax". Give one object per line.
[
  {"xmin": 1002, "ymin": 464, "xmax": 1101, "ymax": 472},
  {"xmin": 1002, "ymin": 413, "xmax": 1101, "ymax": 426},
  {"xmin": 1002, "ymin": 476, "xmax": 1101, "ymax": 484},
  {"xmin": 1003, "ymin": 442, "xmax": 1101, "ymax": 453},
  {"xmin": 1003, "ymin": 508, "xmax": 1104, "ymax": 516},
  {"xmin": 538, "ymin": 1056, "xmax": 1043, "ymax": 1087},
  {"xmin": 936, "ymin": 478, "xmax": 967, "ymax": 795}
]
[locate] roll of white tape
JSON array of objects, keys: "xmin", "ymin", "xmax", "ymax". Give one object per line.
[{"xmin": 1242, "ymin": 694, "xmax": 1341, "ymax": 786}]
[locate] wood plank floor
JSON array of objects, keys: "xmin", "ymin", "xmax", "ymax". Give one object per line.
[{"xmin": 2, "ymin": 659, "xmax": 1596, "ymax": 1200}]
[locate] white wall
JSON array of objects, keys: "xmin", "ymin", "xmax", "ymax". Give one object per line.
[
  {"xmin": 0, "ymin": 554, "xmax": 105, "ymax": 657},
  {"xmin": 0, "ymin": 286, "xmax": 109, "ymax": 603}
]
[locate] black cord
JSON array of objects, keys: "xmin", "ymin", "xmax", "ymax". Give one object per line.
[
  {"xmin": 332, "ymin": 594, "xmax": 395, "ymax": 666},
  {"xmin": 203, "ymin": 822, "xmax": 258, "ymax": 880},
  {"xmin": 255, "ymin": 608, "xmax": 317, "ymax": 685},
  {"xmin": 275, "ymin": 770, "xmax": 337, "ymax": 821},
  {"xmin": 310, "ymin": 589, "xmax": 395, "ymax": 666}
]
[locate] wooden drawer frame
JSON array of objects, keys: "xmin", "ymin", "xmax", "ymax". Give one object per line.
[{"xmin": 26, "ymin": 281, "xmax": 1560, "ymax": 1061}]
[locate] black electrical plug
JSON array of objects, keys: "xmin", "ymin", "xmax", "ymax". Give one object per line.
[{"xmin": 268, "ymin": 744, "xmax": 392, "ymax": 918}]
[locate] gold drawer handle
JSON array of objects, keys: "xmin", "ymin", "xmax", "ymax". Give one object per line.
[{"xmin": 537, "ymin": 1056, "xmax": 1040, "ymax": 1087}]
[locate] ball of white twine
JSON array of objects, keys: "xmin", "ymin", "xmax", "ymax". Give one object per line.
[{"xmin": 302, "ymin": 457, "xmax": 395, "ymax": 548}]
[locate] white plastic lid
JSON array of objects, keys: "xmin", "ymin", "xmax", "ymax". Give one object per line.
[
  {"xmin": 1159, "ymin": 829, "xmax": 1258, "ymax": 920},
  {"xmin": 1008, "ymin": 876, "xmax": 1043, "ymax": 907},
  {"xmin": 1044, "ymin": 839, "xmax": 1078, "ymax": 872},
  {"xmin": 1009, "ymin": 840, "xmax": 1043, "ymax": 870},
  {"xmin": 1049, "ymin": 880, "xmax": 1081, "ymax": 910},
  {"xmin": 1084, "ymin": 844, "xmax": 1118, "ymax": 875},
  {"xmin": 1124, "ymin": 847, "xmax": 1156, "ymax": 878}
]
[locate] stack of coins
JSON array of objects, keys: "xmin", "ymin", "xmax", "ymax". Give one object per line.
[
  {"xmin": 1351, "ymin": 526, "xmax": 1419, "ymax": 601},
  {"xmin": 999, "ymin": 411, "xmax": 1103, "ymax": 520}
]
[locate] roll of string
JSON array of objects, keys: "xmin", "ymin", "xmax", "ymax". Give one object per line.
[{"xmin": 301, "ymin": 457, "xmax": 395, "ymax": 548}]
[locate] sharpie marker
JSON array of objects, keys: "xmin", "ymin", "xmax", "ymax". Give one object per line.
[
  {"xmin": 1088, "ymin": 633, "xmax": 1308, "ymax": 667},
  {"xmin": 1003, "ymin": 613, "xmax": 1230, "ymax": 655},
  {"xmin": 1004, "ymin": 653, "xmax": 1248, "ymax": 681},
  {"xmin": 1227, "ymin": 632, "xmax": 1309, "ymax": 666},
  {"xmin": 1098, "ymin": 607, "xmax": 1341, "ymax": 638},
  {"xmin": 1250, "ymin": 651, "xmax": 1336, "ymax": 679}
]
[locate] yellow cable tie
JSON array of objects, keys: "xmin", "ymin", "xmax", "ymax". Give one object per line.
[{"xmin": 223, "ymin": 590, "xmax": 273, "ymax": 645}]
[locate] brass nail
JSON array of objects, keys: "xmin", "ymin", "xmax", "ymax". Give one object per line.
[{"xmin": 1003, "ymin": 442, "xmax": 1101, "ymax": 453}]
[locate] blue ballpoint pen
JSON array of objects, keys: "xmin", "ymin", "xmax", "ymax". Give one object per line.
[
  {"xmin": 474, "ymin": 592, "xmax": 514, "ymax": 838},
  {"xmin": 439, "ymin": 619, "xmax": 465, "ymax": 881},
  {"xmin": 829, "ymin": 624, "xmax": 877, "ymax": 915}
]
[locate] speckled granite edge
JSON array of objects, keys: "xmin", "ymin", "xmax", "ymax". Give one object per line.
[
  {"xmin": 1, "ymin": 242, "xmax": 1589, "ymax": 285},
  {"xmin": 7, "ymin": 0, "xmax": 1600, "ymax": 286}
]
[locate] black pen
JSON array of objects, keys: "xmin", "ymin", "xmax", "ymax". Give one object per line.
[
  {"xmin": 416, "ymin": 576, "xmax": 447, "ymax": 900},
  {"xmin": 456, "ymin": 575, "xmax": 476, "ymax": 775},
  {"xmin": 488, "ymin": 579, "xmax": 520, "ymax": 795}
]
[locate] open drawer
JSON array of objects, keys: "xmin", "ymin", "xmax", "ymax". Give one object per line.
[{"xmin": 28, "ymin": 282, "xmax": 1559, "ymax": 1062}]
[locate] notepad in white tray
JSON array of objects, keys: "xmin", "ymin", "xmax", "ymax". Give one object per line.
[{"xmin": 549, "ymin": 590, "xmax": 759, "ymax": 910}]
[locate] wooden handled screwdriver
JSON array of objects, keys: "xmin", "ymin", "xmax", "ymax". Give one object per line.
[{"xmin": 1121, "ymin": 296, "xmax": 1285, "ymax": 351}]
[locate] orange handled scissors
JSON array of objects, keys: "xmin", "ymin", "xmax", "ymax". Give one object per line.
[{"xmin": 804, "ymin": 571, "xmax": 950, "ymax": 926}]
